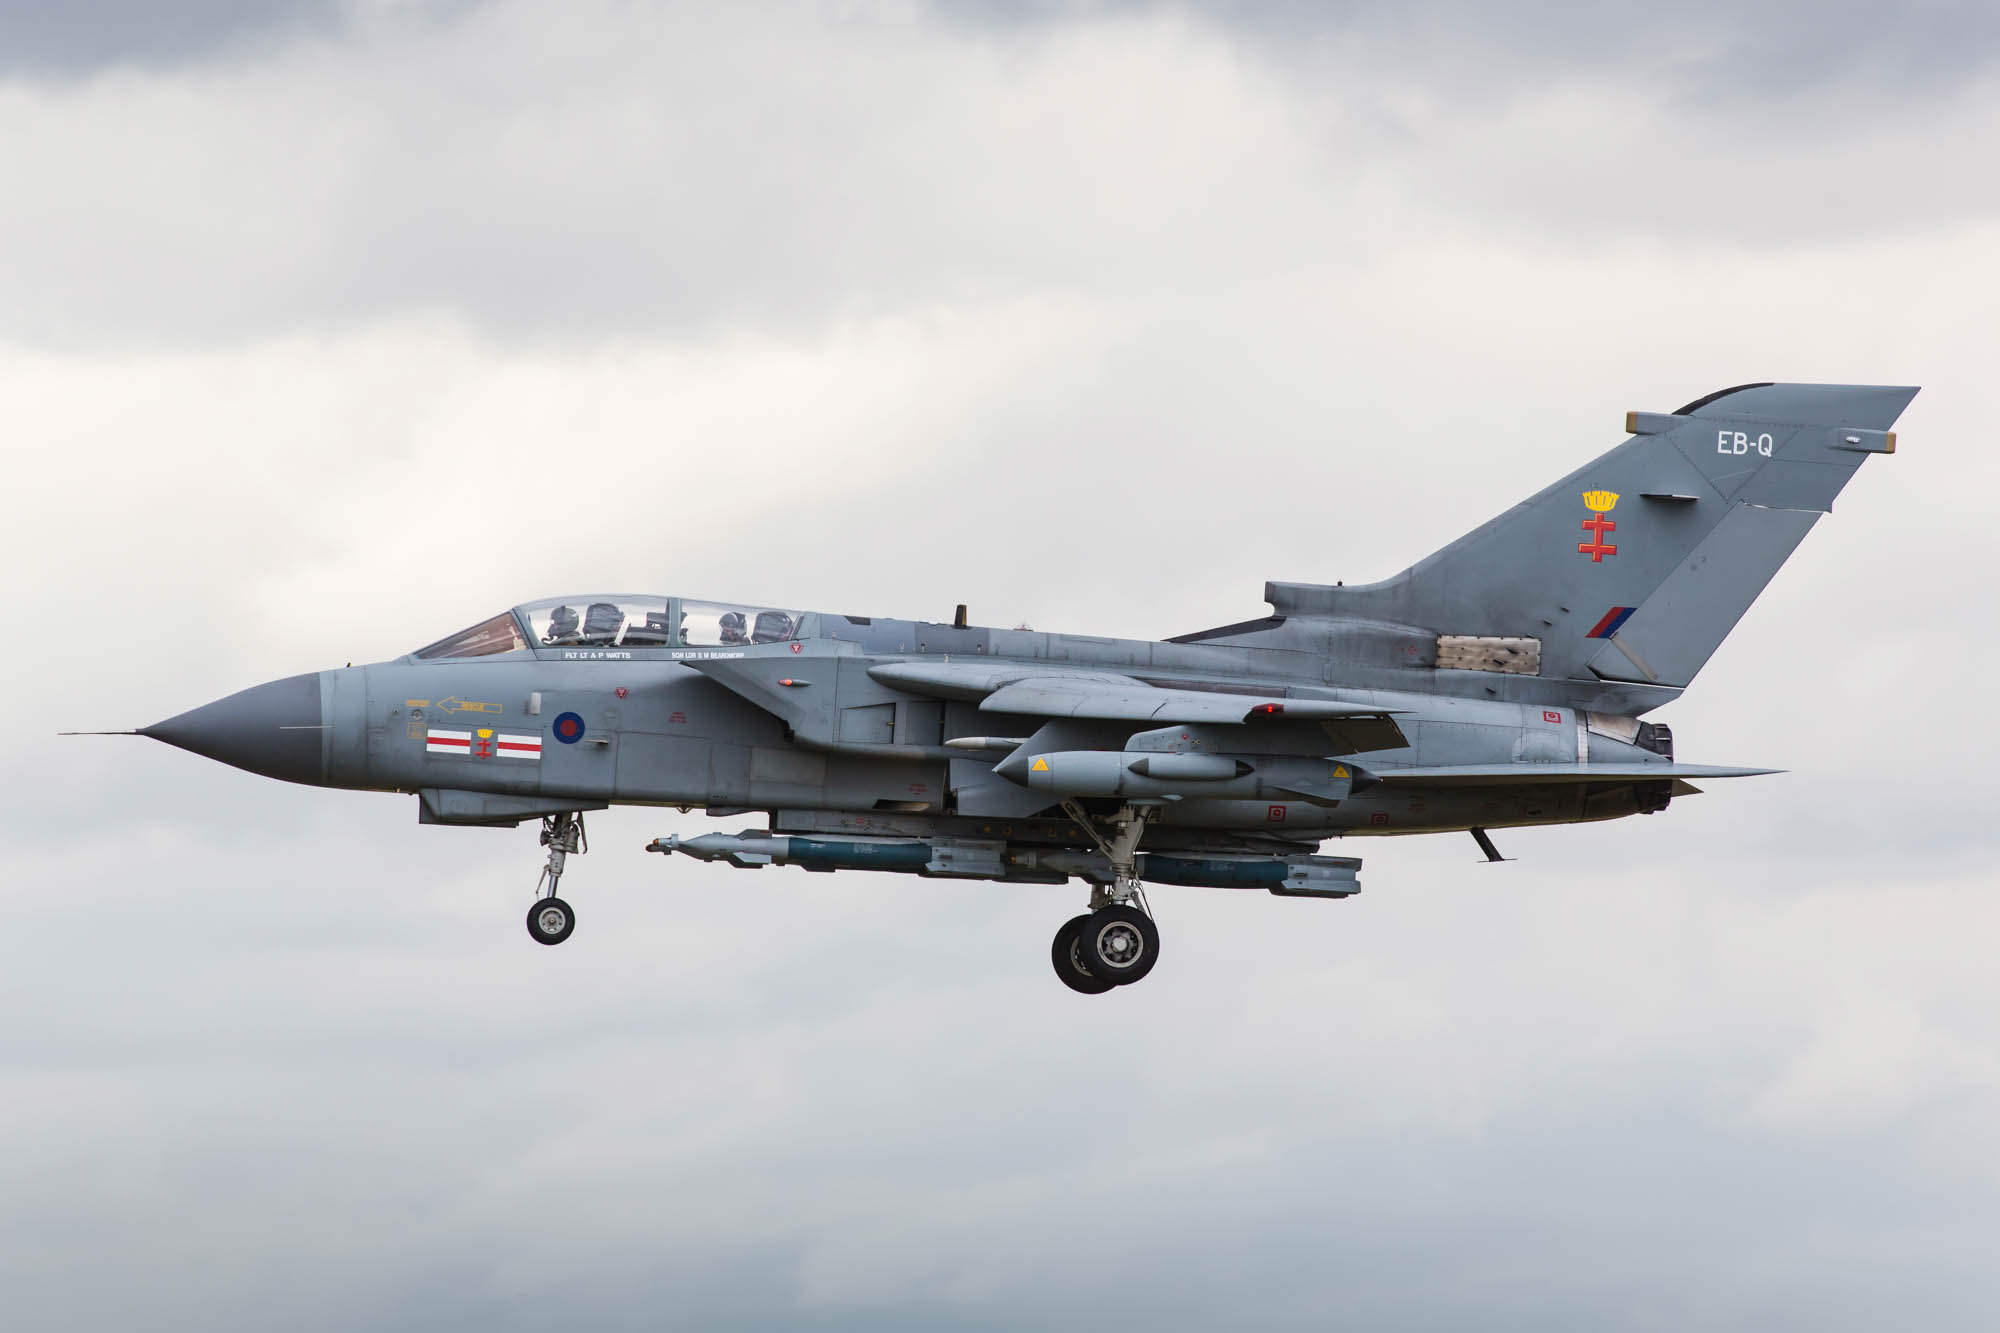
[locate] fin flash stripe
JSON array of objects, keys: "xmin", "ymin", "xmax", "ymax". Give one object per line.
[{"xmin": 1586, "ymin": 606, "xmax": 1637, "ymax": 639}]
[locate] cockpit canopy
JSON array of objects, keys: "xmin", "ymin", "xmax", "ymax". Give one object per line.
[
  {"xmin": 525, "ymin": 595, "xmax": 674, "ymax": 648},
  {"xmin": 411, "ymin": 595, "xmax": 807, "ymax": 659}
]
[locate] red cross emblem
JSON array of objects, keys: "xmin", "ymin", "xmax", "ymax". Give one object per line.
[
  {"xmin": 1578, "ymin": 489, "xmax": 1620, "ymax": 561},
  {"xmin": 1579, "ymin": 513, "xmax": 1617, "ymax": 561}
]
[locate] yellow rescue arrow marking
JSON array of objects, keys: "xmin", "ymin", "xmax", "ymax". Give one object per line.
[{"xmin": 437, "ymin": 697, "xmax": 502, "ymax": 715}]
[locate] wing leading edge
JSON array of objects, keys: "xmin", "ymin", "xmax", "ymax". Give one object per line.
[{"xmin": 867, "ymin": 660, "xmax": 1410, "ymax": 750}]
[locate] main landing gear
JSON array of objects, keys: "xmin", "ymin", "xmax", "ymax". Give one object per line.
[
  {"xmin": 1050, "ymin": 801, "xmax": 1163, "ymax": 994},
  {"xmin": 526, "ymin": 811, "xmax": 586, "ymax": 946}
]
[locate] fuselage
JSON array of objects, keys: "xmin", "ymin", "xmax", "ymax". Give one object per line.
[{"xmin": 154, "ymin": 592, "xmax": 1681, "ymax": 843}]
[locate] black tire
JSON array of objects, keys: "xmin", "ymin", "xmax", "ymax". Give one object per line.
[
  {"xmin": 1077, "ymin": 904, "xmax": 1159, "ymax": 985},
  {"xmin": 1051, "ymin": 914, "xmax": 1115, "ymax": 994},
  {"xmin": 527, "ymin": 896, "xmax": 576, "ymax": 946}
]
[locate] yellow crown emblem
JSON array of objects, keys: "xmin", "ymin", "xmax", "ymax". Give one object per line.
[{"xmin": 1582, "ymin": 490, "xmax": 1619, "ymax": 513}]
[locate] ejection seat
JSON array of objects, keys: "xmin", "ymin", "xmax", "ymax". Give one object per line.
[
  {"xmin": 621, "ymin": 610, "xmax": 675, "ymax": 646},
  {"xmin": 579, "ymin": 602, "xmax": 625, "ymax": 645},
  {"xmin": 750, "ymin": 610, "xmax": 795, "ymax": 644}
]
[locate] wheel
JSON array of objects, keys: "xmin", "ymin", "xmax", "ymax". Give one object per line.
[
  {"xmin": 1076, "ymin": 904, "xmax": 1159, "ymax": 985},
  {"xmin": 527, "ymin": 896, "xmax": 576, "ymax": 945},
  {"xmin": 1051, "ymin": 915, "xmax": 1115, "ymax": 994}
]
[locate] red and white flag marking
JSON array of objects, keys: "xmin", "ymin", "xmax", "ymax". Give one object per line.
[{"xmin": 427, "ymin": 726, "xmax": 543, "ymax": 760}]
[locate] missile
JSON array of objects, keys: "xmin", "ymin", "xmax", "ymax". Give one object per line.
[
  {"xmin": 651, "ymin": 831, "xmax": 932, "ymax": 872},
  {"xmin": 943, "ymin": 736, "xmax": 1030, "ymax": 753},
  {"xmin": 649, "ymin": 831, "xmax": 1360, "ymax": 896}
]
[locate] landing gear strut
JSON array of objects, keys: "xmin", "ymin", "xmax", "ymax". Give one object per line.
[
  {"xmin": 526, "ymin": 811, "xmax": 586, "ymax": 946},
  {"xmin": 1049, "ymin": 801, "xmax": 1163, "ymax": 992}
]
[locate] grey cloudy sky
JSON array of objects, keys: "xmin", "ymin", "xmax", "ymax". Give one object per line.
[{"xmin": 5, "ymin": 1, "xmax": 1998, "ymax": 1328}]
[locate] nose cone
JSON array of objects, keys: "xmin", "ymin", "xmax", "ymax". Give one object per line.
[{"xmin": 142, "ymin": 672, "xmax": 328, "ymax": 785}]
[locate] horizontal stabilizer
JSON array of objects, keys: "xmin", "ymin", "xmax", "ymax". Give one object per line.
[{"xmin": 1371, "ymin": 762, "xmax": 1777, "ymax": 786}]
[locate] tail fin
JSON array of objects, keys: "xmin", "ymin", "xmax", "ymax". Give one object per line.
[{"xmin": 1268, "ymin": 382, "xmax": 1917, "ymax": 690}]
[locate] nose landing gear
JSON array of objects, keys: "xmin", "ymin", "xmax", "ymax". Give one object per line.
[
  {"xmin": 527, "ymin": 896, "xmax": 575, "ymax": 945},
  {"xmin": 526, "ymin": 811, "xmax": 586, "ymax": 946}
]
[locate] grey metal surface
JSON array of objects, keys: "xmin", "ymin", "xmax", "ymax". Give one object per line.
[{"xmin": 141, "ymin": 671, "xmax": 326, "ymax": 786}]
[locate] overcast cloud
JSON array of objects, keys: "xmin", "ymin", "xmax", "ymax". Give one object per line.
[{"xmin": 6, "ymin": 2, "xmax": 1999, "ymax": 1328}]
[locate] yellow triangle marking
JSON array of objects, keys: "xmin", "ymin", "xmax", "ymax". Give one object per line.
[
  {"xmin": 1334, "ymin": 765, "xmax": 1348, "ymax": 778},
  {"xmin": 1030, "ymin": 756, "xmax": 1049, "ymax": 771}
]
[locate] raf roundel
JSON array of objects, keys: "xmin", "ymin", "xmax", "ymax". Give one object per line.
[{"xmin": 553, "ymin": 712, "xmax": 587, "ymax": 745}]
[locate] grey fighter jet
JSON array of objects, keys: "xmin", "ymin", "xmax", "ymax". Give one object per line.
[{"xmin": 115, "ymin": 382, "xmax": 1914, "ymax": 992}]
